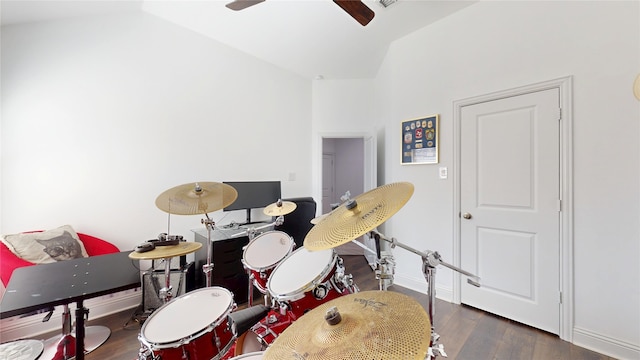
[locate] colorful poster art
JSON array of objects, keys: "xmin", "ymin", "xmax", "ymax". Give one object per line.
[{"xmin": 401, "ymin": 114, "xmax": 439, "ymax": 164}]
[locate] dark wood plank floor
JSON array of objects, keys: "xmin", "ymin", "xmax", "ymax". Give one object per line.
[{"xmin": 35, "ymin": 255, "xmax": 614, "ymax": 360}]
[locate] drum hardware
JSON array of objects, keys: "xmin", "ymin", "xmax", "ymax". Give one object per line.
[
  {"xmin": 227, "ymin": 305, "xmax": 271, "ymax": 339},
  {"xmin": 262, "ymin": 290, "xmax": 432, "ymax": 359},
  {"xmin": 310, "ymin": 191, "xmax": 350, "ymax": 224},
  {"xmin": 262, "ymin": 199, "xmax": 297, "ymax": 217},
  {"xmin": 130, "ymin": 242, "xmax": 202, "ymax": 304},
  {"xmin": 155, "ymin": 182, "xmax": 238, "ymax": 289},
  {"xmin": 332, "ymin": 256, "xmax": 359, "ymax": 294},
  {"xmin": 370, "ymin": 229, "xmax": 481, "ymax": 359},
  {"xmin": 232, "ymin": 216, "xmax": 283, "ymax": 240},
  {"xmin": 228, "ymin": 309, "xmax": 295, "ymax": 357}
]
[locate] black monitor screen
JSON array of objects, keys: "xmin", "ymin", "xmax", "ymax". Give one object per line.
[{"xmin": 223, "ymin": 181, "xmax": 282, "ymax": 212}]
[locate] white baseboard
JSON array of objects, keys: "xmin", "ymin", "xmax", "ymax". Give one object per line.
[
  {"xmin": 392, "ymin": 275, "xmax": 639, "ymax": 360},
  {"xmin": 392, "ymin": 273, "xmax": 454, "ymax": 303},
  {"xmin": 0, "ymin": 288, "xmax": 141, "ymax": 343},
  {"xmin": 573, "ymin": 326, "xmax": 640, "ymax": 360}
]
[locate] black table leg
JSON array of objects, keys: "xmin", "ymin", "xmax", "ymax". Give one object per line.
[{"xmin": 75, "ymin": 300, "xmax": 86, "ymax": 360}]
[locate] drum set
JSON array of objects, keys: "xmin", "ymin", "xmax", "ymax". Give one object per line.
[{"xmin": 133, "ymin": 181, "xmax": 480, "ymax": 360}]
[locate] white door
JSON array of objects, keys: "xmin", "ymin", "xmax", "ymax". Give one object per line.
[
  {"xmin": 460, "ymin": 88, "xmax": 561, "ymax": 334},
  {"xmin": 322, "ymin": 153, "xmax": 336, "ymax": 214}
]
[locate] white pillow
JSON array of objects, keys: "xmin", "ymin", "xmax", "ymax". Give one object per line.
[{"xmin": 1, "ymin": 225, "xmax": 89, "ymax": 264}]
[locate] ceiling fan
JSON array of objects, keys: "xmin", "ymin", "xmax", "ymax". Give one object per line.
[{"xmin": 225, "ymin": 0, "xmax": 375, "ymax": 26}]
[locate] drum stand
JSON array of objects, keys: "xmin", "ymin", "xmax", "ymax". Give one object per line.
[
  {"xmin": 370, "ymin": 230, "xmax": 481, "ymax": 359},
  {"xmin": 201, "ymin": 213, "xmax": 216, "ymax": 287}
]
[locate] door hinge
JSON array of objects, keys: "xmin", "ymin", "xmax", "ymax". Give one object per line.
[
  {"xmin": 557, "ymin": 199, "xmax": 562, "ymax": 212},
  {"xmin": 559, "ymin": 291, "xmax": 563, "ymax": 304},
  {"xmin": 558, "ymin": 107, "xmax": 562, "ymax": 121}
]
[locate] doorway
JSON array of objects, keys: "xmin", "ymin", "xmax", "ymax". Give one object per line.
[
  {"xmin": 320, "ymin": 134, "xmax": 377, "ymax": 256},
  {"xmin": 453, "ymin": 77, "xmax": 573, "ymax": 340}
]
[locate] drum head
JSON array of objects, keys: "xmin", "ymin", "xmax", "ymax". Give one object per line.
[
  {"xmin": 268, "ymin": 247, "xmax": 334, "ymax": 297},
  {"xmin": 243, "ymin": 231, "xmax": 293, "ymax": 270},
  {"xmin": 141, "ymin": 287, "xmax": 233, "ymax": 344}
]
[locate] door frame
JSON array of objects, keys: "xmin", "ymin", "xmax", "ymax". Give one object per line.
[
  {"xmin": 315, "ymin": 132, "xmax": 377, "ymax": 213},
  {"xmin": 452, "ymin": 76, "xmax": 574, "ymax": 341}
]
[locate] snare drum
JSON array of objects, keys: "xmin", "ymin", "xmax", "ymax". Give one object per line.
[
  {"xmin": 267, "ymin": 247, "xmax": 358, "ymax": 318},
  {"xmin": 242, "ymin": 231, "xmax": 294, "ymax": 293},
  {"xmin": 139, "ymin": 287, "xmax": 236, "ymax": 360}
]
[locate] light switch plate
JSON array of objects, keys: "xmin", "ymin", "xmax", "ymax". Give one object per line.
[{"xmin": 439, "ymin": 167, "xmax": 448, "ymax": 179}]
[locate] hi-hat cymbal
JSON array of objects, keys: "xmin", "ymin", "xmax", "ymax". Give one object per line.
[
  {"xmin": 155, "ymin": 182, "xmax": 238, "ymax": 215},
  {"xmin": 128, "ymin": 242, "xmax": 202, "ymax": 260},
  {"xmin": 303, "ymin": 182, "xmax": 414, "ymax": 251},
  {"xmin": 263, "ymin": 290, "xmax": 430, "ymax": 360},
  {"xmin": 263, "ymin": 200, "xmax": 297, "ymax": 216}
]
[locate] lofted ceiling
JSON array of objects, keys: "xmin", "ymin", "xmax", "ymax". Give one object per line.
[{"xmin": 1, "ymin": 0, "xmax": 475, "ymax": 79}]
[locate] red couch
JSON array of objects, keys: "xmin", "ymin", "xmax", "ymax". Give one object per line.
[{"xmin": 1, "ymin": 233, "xmax": 120, "ymax": 287}]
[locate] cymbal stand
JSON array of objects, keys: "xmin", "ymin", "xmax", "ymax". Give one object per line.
[
  {"xmin": 370, "ymin": 230, "xmax": 481, "ymax": 359},
  {"xmin": 158, "ymin": 256, "xmax": 174, "ymax": 302},
  {"xmin": 347, "ymin": 238, "xmax": 393, "ymax": 291},
  {"xmin": 231, "ymin": 216, "xmax": 283, "ymax": 240},
  {"xmin": 201, "ymin": 213, "xmax": 216, "ymax": 287}
]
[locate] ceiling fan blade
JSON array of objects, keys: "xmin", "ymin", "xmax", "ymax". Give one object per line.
[
  {"xmin": 225, "ymin": 0, "xmax": 266, "ymax": 11},
  {"xmin": 333, "ymin": 0, "xmax": 375, "ymax": 26}
]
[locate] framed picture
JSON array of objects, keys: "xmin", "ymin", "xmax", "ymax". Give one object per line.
[{"xmin": 401, "ymin": 114, "xmax": 439, "ymax": 165}]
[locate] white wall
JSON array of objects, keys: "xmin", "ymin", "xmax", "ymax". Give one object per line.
[
  {"xmin": 313, "ymin": 1, "xmax": 639, "ymax": 358},
  {"xmin": 1, "ymin": 11, "xmax": 312, "ymax": 250},
  {"xmin": 311, "ymin": 79, "xmax": 376, "ymax": 209},
  {"xmin": 370, "ymin": 1, "xmax": 638, "ymax": 358}
]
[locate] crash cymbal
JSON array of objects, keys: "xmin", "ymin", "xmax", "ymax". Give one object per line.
[
  {"xmin": 263, "ymin": 200, "xmax": 297, "ymax": 216},
  {"xmin": 304, "ymin": 182, "xmax": 414, "ymax": 250},
  {"xmin": 263, "ymin": 290, "xmax": 430, "ymax": 360},
  {"xmin": 310, "ymin": 213, "xmax": 329, "ymax": 224},
  {"xmin": 155, "ymin": 182, "xmax": 238, "ymax": 215}
]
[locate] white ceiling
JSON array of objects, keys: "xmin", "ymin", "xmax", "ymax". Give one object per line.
[{"xmin": 1, "ymin": 0, "xmax": 476, "ymax": 79}]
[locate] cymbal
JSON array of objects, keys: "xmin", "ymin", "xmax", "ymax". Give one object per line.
[
  {"xmin": 155, "ymin": 182, "xmax": 238, "ymax": 215},
  {"xmin": 263, "ymin": 200, "xmax": 297, "ymax": 216},
  {"xmin": 310, "ymin": 213, "xmax": 329, "ymax": 224},
  {"xmin": 128, "ymin": 242, "xmax": 202, "ymax": 260},
  {"xmin": 263, "ymin": 290, "xmax": 430, "ymax": 360},
  {"xmin": 303, "ymin": 182, "xmax": 414, "ymax": 250}
]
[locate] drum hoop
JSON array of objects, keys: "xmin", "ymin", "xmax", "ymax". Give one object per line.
[
  {"xmin": 140, "ymin": 287, "xmax": 235, "ymax": 350},
  {"xmin": 268, "ymin": 249, "xmax": 337, "ymax": 300},
  {"xmin": 242, "ymin": 231, "xmax": 294, "ymax": 272},
  {"xmin": 232, "ymin": 352, "xmax": 266, "ymax": 359}
]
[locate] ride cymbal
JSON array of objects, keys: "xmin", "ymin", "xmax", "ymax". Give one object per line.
[
  {"xmin": 263, "ymin": 200, "xmax": 297, "ymax": 216},
  {"xmin": 303, "ymin": 182, "xmax": 414, "ymax": 251},
  {"xmin": 155, "ymin": 182, "xmax": 238, "ymax": 215},
  {"xmin": 263, "ymin": 290, "xmax": 430, "ymax": 360}
]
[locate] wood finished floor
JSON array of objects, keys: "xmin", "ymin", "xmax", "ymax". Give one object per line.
[{"xmin": 35, "ymin": 255, "xmax": 614, "ymax": 360}]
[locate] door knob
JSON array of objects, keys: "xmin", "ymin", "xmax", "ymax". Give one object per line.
[{"xmin": 462, "ymin": 212, "xmax": 472, "ymax": 219}]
